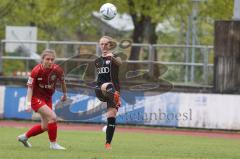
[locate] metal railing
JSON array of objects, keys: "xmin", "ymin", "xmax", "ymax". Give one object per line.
[{"xmin": 0, "ymin": 40, "xmax": 214, "ymax": 86}]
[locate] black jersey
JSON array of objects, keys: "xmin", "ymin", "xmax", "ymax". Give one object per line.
[{"xmin": 95, "ymin": 55, "xmax": 120, "ymax": 91}]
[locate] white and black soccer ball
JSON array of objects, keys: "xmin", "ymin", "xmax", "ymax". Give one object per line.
[{"xmin": 99, "ymin": 3, "xmax": 117, "ymax": 20}]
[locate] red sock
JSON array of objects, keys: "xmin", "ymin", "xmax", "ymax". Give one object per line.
[
  {"xmin": 26, "ymin": 124, "xmax": 45, "ymax": 138},
  {"xmin": 48, "ymin": 122, "xmax": 57, "ymax": 142}
]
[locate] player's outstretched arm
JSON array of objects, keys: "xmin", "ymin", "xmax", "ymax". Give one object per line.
[
  {"xmin": 111, "ymin": 56, "xmax": 122, "ymax": 66},
  {"xmin": 60, "ymin": 81, "xmax": 67, "ymax": 102},
  {"xmin": 26, "ymin": 86, "xmax": 33, "ymax": 111}
]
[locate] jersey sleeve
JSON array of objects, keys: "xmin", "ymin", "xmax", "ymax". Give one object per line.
[{"xmin": 111, "ymin": 54, "xmax": 122, "ymax": 66}]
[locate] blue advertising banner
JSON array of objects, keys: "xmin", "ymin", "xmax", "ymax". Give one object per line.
[
  {"xmin": 3, "ymin": 86, "xmax": 240, "ymax": 129},
  {"xmin": 143, "ymin": 93, "xmax": 179, "ymax": 127},
  {"xmin": 3, "ymin": 86, "xmax": 177, "ymax": 126},
  {"xmin": 117, "ymin": 91, "xmax": 145, "ymax": 125},
  {"xmin": 54, "ymin": 90, "xmax": 106, "ymax": 122},
  {"xmin": 4, "ymin": 87, "xmax": 32, "ymax": 119},
  {"xmin": 0, "ymin": 86, "xmax": 5, "ymax": 118},
  {"xmin": 54, "ymin": 89, "xmax": 145, "ymax": 123},
  {"xmin": 3, "ymin": 87, "xmax": 146, "ymax": 124}
]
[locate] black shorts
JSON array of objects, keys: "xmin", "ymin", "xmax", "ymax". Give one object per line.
[{"xmin": 95, "ymin": 85, "xmax": 116, "ymax": 109}]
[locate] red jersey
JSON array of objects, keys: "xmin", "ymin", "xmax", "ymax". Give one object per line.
[{"xmin": 27, "ymin": 64, "xmax": 65, "ymax": 100}]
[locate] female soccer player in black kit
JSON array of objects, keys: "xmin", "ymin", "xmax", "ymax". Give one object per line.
[{"xmin": 95, "ymin": 36, "xmax": 122, "ymax": 150}]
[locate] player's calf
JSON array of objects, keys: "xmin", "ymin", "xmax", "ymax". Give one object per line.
[
  {"xmin": 106, "ymin": 84, "xmax": 121, "ymax": 107},
  {"xmin": 113, "ymin": 91, "xmax": 121, "ymax": 108}
]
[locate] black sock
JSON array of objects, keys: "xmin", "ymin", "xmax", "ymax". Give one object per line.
[{"xmin": 106, "ymin": 117, "xmax": 116, "ymax": 144}]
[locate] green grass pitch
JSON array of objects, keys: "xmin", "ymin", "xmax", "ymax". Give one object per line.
[{"xmin": 1, "ymin": 127, "xmax": 240, "ymax": 159}]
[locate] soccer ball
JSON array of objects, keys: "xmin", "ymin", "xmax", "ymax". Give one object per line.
[{"xmin": 99, "ymin": 3, "xmax": 117, "ymax": 20}]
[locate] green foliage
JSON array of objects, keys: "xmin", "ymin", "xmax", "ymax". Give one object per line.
[
  {"xmin": 201, "ymin": 0, "xmax": 234, "ymax": 20},
  {"xmin": 0, "ymin": 0, "xmax": 234, "ymax": 84},
  {"xmin": 3, "ymin": 60, "xmax": 25, "ymax": 76},
  {"xmin": 0, "ymin": 0, "xmax": 103, "ymax": 40},
  {"xmin": 0, "ymin": 0, "xmax": 234, "ymax": 43}
]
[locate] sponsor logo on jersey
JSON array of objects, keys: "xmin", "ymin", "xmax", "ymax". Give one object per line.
[
  {"xmin": 37, "ymin": 78, "xmax": 42, "ymax": 80},
  {"xmin": 39, "ymin": 84, "xmax": 54, "ymax": 89},
  {"xmin": 97, "ymin": 67, "xmax": 110, "ymax": 74},
  {"xmin": 106, "ymin": 60, "xmax": 110, "ymax": 65},
  {"xmin": 51, "ymin": 74, "xmax": 57, "ymax": 81}
]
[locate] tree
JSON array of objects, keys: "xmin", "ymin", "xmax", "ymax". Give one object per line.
[
  {"xmin": 123, "ymin": 0, "xmax": 186, "ymax": 60},
  {"xmin": 0, "ymin": 0, "xmax": 234, "ymax": 45}
]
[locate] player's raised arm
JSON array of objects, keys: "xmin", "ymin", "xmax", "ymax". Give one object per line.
[
  {"xmin": 57, "ymin": 66, "xmax": 67, "ymax": 102},
  {"xmin": 26, "ymin": 86, "xmax": 33, "ymax": 111},
  {"xmin": 111, "ymin": 56, "xmax": 122, "ymax": 66},
  {"xmin": 60, "ymin": 81, "xmax": 67, "ymax": 102},
  {"xmin": 25, "ymin": 68, "xmax": 37, "ymax": 111}
]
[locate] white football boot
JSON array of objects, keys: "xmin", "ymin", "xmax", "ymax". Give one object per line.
[
  {"xmin": 50, "ymin": 142, "xmax": 66, "ymax": 150},
  {"xmin": 17, "ymin": 134, "xmax": 32, "ymax": 148}
]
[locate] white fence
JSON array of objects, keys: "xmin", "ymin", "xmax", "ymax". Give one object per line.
[{"xmin": 0, "ymin": 40, "xmax": 214, "ymax": 86}]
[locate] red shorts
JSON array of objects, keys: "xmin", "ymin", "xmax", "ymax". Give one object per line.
[{"xmin": 31, "ymin": 96, "xmax": 52, "ymax": 112}]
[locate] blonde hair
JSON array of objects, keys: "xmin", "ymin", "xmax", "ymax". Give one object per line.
[
  {"xmin": 100, "ymin": 36, "xmax": 117, "ymax": 50},
  {"xmin": 41, "ymin": 49, "xmax": 56, "ymax": 60}
]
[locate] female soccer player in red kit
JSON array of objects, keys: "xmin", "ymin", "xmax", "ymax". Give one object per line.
[{"xmin": 17, "ymin": 49, "xmax": 67, "ymax": 150}]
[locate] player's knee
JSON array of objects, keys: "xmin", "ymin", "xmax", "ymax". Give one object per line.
[
  {"xmin": 47, "ymin": 114, "xmax": 57, "ymax": 123},
  {"xmin": 105, "ymin": 84, "xmax": 116, "ymax": 103},
  {"xmin": 50, "ymin": 116, "xmax": 57, "ymax": 123},
  {"xmin": 106, "ymin": 84, "xmax": 115, "ymax": 94},
  {"xmin": 101, "ymin": 83, "xmax": 111, "ymax": 91}
]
